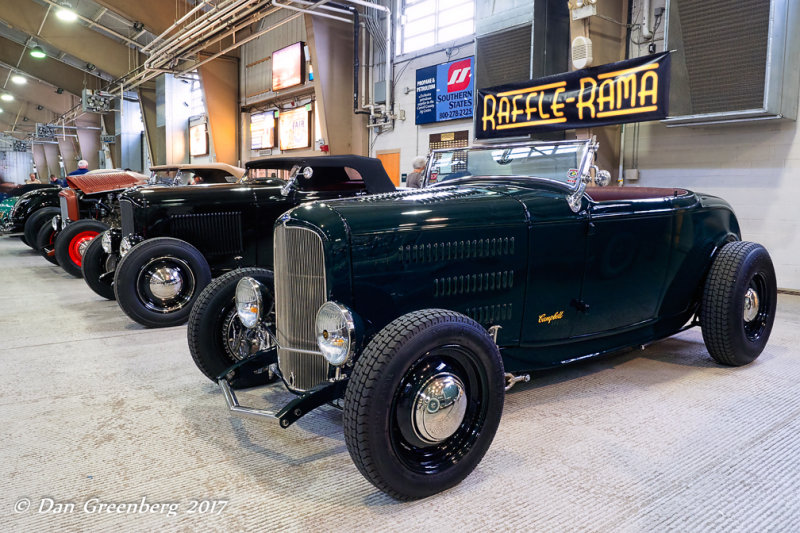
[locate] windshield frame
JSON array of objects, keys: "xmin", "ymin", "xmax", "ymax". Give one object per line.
[{"xmin": 422, "ymin": 139, "xmax": 597, "ymax": 192}]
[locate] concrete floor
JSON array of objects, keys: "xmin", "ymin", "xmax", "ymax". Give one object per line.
[{"xmin": 1, "ymin": 234, "xmax": 799, "ymax": 532}]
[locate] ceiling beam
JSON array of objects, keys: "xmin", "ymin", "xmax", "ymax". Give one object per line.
[
  {"xmin": 0, "ymin": 36, "xmax": 103, "ymax": 96},
  {"xmin": 92, "ymin": 0, "xmax": 196, "ymax": 36},
  {"xmin": 0, "ymin": 1, "xmax": 142, "ymax": 78}
]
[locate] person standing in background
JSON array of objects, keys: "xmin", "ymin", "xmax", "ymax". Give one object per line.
[
  {"xmin": 25, "ymin": 173, "xmax": 41, "ymax": 184},
  {"xmin": 406, "ymin": 156, "xmax": 427, "ymax": 188},
  {"xmin": 69, "ymin": 160, "xmax": 90, "ymax": 177}
]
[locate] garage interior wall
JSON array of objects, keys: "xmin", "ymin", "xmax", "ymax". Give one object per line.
[
  {"xmin": 625, "ymin": 0, "xmax": 800, "ymax": 290},
  {"xmin": 0, "ymin": 150, "xmax": 33, "ymax": 183}
]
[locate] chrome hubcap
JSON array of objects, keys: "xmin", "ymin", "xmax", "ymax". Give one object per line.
[
  {"xmin": 743, "ymin": 287, "xmax": 760, "ymax": 323},
  {"xmin": 412, "ymin": 372, "xmax": 467, "ymax": 444},
  {"xmin": 148, "ymin": 266, "xmax": 184, "ymax": 300}
]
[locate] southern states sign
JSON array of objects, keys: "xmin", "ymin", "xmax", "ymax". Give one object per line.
[
  {"xmin": 415, "ymin": 57, "xmax": 474, "ymax": 124},
  {"xmin": 476, "ymin": 52, "xmax": 670, "ymax": 139}
]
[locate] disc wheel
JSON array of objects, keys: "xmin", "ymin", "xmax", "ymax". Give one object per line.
[
  {"xmin": 343, "ymin": 309, "xmax": 505, "ymax": 500},
  {"xmin": 701, "ymin": 241, "xmax": 777, "ymax": 366},
  {"xmin": 114, "ymin": 237, "xmax": 212, "ymax": 328}
]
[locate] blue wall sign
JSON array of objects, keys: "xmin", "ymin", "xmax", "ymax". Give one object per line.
[{"xmin": 415, "ymin": 56, "xmax": 474, "ymax": 125}]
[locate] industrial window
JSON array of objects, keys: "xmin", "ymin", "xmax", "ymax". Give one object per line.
[{"xmin": 398, "ymin": 0, "xmax": 475, "ymax": 55}]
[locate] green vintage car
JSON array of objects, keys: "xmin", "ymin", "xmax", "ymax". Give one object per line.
[{"xmin": 205, "ymin": 139, "xmax": 776, "ymax": 500}]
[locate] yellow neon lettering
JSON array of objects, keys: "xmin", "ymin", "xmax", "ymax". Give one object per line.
[
  {"xmin": 577, "ymin": 77, "xmax": 597, "ymax": 119},
  {"xmin": 551, "ymin": 87, "xmax": 566, "ymax": 117},
  {"xmin": 537, "ymin": 91, "xmax": 550, "ymax": 119},
  {"xmin": 639, "ymin": 71, "xmax": 659, "ymax": 106},
  {"xmin": 525, "ymin": 93, "xmax": 538, "ymax": 120},
  {"xmin": 511, "ymin": 95, "xmax": 525, "ymax": 122},
  {"xmin": 482, "ymin": 95, "xmax": 497, "ymax": 131},
  {"xmin": 497, "ymin": 97, "xmax": 511, "ymax": 125}
]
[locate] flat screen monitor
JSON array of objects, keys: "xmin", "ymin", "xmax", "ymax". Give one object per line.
[
  {"xmin": 278, "ymin": 106, "xmax": 310, "ymax": 150},
  {"xmin": 272, "ymin": 42, "xmax": 305, "ymax": 91}
]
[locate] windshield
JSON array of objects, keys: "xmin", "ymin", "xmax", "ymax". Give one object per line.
[
  {"xmin": 149, "ymin": 169, "xmax": 179, "ymax": 185},
  {"xmin": 424, "ymin": 140, "xmax": 593, "ymax": 189}
]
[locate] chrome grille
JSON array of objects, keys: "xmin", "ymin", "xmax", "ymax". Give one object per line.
[
  {"xmin": 274, "ymin": 223, "xmax": 329, "ymax": 392},
  {"xmin": 59, "ymin": 196, "xmax": 69, "ymax": 222},
  {"xmin": 120, "ymin": 199, "xmax": 134, "ymax": 237}
]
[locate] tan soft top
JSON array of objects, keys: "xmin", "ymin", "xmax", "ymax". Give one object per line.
[{"xmin": 149, "ymin": 163, "xmax": 246, "ymax": 179}]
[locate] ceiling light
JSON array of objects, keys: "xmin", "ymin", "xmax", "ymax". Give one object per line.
[
  {"xmin": 11, "ymin": 75, "xmax": 27, "ymax": 85},
  {"xmin": 30, "ymin": 46, "xmax": 46, "ymax": 59},
  {"xmin": 56, "ymin": 2, "xmax": 78, "ymax": 22},
  {"xmin": 1, "ymin": 94, "xmax": 13, "ymax": 102}
]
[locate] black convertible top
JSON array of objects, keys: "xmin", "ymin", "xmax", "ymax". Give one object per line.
[{"xmin": 246, "ymin": 155, "xmax": 395, "ymax": 194}]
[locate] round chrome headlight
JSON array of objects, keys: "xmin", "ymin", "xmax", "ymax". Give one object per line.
[
  {"xmin": 101, "ymin": 231, "xmax": 112, "ymax": 253},
  {"xmin": 315, "ymin": 301, "xmax": 355, "ymax": 366},
  {"xmin": 119, "ymin": 236, "xmax": 133, "ymax": 257},
  {"xmin": 235, "ymin": 277, "xmax": 262, "ymax": 329}
]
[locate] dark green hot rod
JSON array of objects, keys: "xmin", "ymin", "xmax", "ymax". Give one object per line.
[{"xmin": 203, "ymin": 139, "xmax": 776, "ymax": 500}]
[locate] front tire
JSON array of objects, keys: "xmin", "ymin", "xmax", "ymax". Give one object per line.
[
  {"xmin": 35, "ymin": 222, "xmax": 59, "ymax": 265},
  {"xmin": 81, "ymin": 231, "xmax": 117, "ymax": 300},
  {"xmin": 114, "ymin": 237, "xmax": 212, "ymax": 328},
  {"xmin": 54, "ymin": 220, "xmax": 109, "ymax": 277},
  {"xmin": 188, "ymin": 268, "xmax": 275, "ymax": 381},
  {"xmin": 701, "ymin": 241, "xmax": 777, "ymax": 366},
  {"xmin": 343, "ymin": 309, "xmax": 505, "ymax": 500},
  {"xmin": 23, "ymin": 207, "xmax": 59, "ymax": 250}
]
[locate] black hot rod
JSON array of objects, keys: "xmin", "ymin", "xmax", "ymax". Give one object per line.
[{"xmin": 111, "ymin": 156, "xmax": 395, "ymax": 328}]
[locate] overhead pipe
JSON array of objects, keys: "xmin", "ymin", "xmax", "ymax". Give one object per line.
[
  {"xmin": 177, "ymin": 1, "xmax": 353, "ymax": 77},
  {"xmin": 141, "ymin": 1, "xmax": 212, "ymax": 52},
  {"xmin": 641, "ymin": 0, "xmax": 653, "ymax": 40},
  {"xmin": 146, "ymin": 0, "xmax": 269, "ymax": 69}
]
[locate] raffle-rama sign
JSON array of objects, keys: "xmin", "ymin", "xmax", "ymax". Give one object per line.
[{"xmin": 476, "ymin": 52, "xmax": 670, "ymax": 138}]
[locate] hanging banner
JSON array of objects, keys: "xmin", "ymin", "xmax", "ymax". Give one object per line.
[
  {"xmin": 476, "ymin": 52, "xmax": 671, "ymax": 139},
  {"xmin": 416, "ymin": 56, "xmax": 474, "ymax": 124}
]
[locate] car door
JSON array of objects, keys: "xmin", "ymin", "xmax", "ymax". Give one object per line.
[
  {"xmin": 571, "ymin": 196, "xmax": 673, "ymax": 337},
  {"xmin": 521, "ymin": 191, "xmax": 588, "ymax": 346}
]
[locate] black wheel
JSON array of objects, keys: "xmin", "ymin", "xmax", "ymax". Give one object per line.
[
  {"xmin": 23, "ymin": 207, "xmax": 59, "ymax": 249},
  {"xmin": 114, "ymin": 237, "xmax": 212, "ymax": 328},
  {"xmin": 701, "ymin": 241, "xmax": 777, "ymax": 366},
  {"xmin": 81, "ymin": 231, "xmax": 117, "ymax": 300},
  {"xmin": 343, "ymin": 309, "xmax": 505, "ymax": 500},
  {"xmin": 188, "ymin": 268, "xmax": 275, "ymax": 381},
  {"xmin": 54, "ymin": 220, "xmax": 109, "ymax": 278},
  {"xmin": 35, "ymin": 223, "xmax": 59, "ymax": 265}
]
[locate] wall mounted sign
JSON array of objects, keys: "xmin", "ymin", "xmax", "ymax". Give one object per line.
[
  {"xmin": 278, "ymin": 106, "xmax": 310, "ymax": 150},
  {"xmin": 476, "ymin": 52, "xmax": 671, "ymax": 138},
  {"xmin": 272, "ymin": 42, "xmax": 305, "ymax": 91},
  {"xmin": 415, "ymin": 56, "xmax": 474, "ymax": 124},
  {"xmin": 189, "ymin": 123, "xmax": 208, "ymax": 156},
  {"xmin": 250, "ymin": 111, "xmax": 275, "ymax": 150}
]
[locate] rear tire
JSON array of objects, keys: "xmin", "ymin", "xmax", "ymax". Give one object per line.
[
  {"xmin": 701, "ymin": 241, "xmax": 777, "ymax": 366},
  {"xmin": 343, "ymin": 309, "xmax": 505, "ymax": 500},
  {"xmin": 23, "ymin": 207, "xmax": 59, "ymax": 249},
  {"xmin": 54, "ymin": 220, "xmax": 109, "ymax": 277},
  {"xmin": 81, "ymin": 231, "xmax": 117, "ymax": 300},
  {"xmin": 114, "ymin": 237, "xmax": 212, "ymax": 328},
  {"xmin": 35, "ymin": 222, "xmax": 59, "ymax": 265},
  {"xmin": 188, "ymin": 268, "xmax": 275, "ymax": 381}
]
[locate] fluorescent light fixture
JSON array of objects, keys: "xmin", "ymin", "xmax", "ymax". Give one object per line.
[
  {"xmin": 30, "ymin": 46, "xmax": 46, "ymax": 59},
  {"xmin": 1, "ymin": 94, "xmax": 14, "ymax": 102},
  {"xmin": 11, "ymin": 75, "xmax": 26, "ymax": 85}
]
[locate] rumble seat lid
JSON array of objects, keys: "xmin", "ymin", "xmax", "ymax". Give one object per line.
[{"xmin": 66, "ymin": 171, "xmax": 148, "ymax": 194}]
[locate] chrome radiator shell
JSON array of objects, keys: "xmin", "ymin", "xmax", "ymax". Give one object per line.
[{"xmin": 274, "ymin": 222, "xmax": 330, "ymax": 392}]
